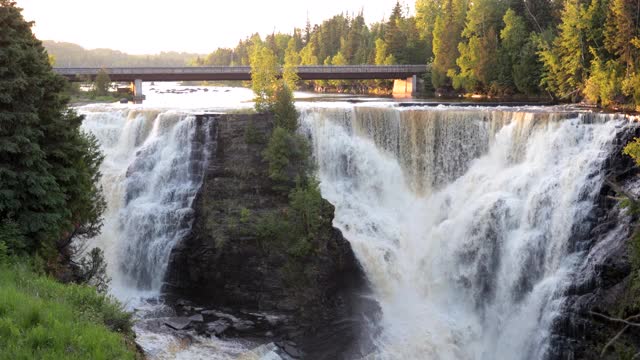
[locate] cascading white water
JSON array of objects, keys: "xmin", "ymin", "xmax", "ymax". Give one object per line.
[
  {"xmin": 80, "ymin": 106, "xmax": 211, "ymax": 297},
  {"xmin": 300, "ymin": 105, "xmax": 624, "ymax": 360}
]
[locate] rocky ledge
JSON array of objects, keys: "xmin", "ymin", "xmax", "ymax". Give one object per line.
[
  {"xmin": 163, "ymin": 113, "xmax": 378, "ymax": 359},
  {"xmin": 549, "ymin": 121, "xmax": 640, "ymax": 359}
]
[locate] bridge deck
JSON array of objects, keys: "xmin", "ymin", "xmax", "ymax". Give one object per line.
[{"xmin": 53, "ymin": 65, "xmax": 427, "ymax": 82}]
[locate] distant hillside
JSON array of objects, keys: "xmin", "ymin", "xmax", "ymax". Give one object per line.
[{"xmin": 44, "ymin": 41, "xmax": 202, "ymax": 67}]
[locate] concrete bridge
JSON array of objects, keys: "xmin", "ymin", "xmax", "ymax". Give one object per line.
[{"xmin": 53, "ymin": 65, "xmax": 428, "ymax": 103}]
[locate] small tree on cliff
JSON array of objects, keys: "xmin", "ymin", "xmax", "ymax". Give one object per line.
[
  {"xmin": 250, "ymin": 42, "xmax": 279, "ymax": 112},
  {"xmin": 0, "ymin": 1, "xmax": 106, "ymax": 265}
]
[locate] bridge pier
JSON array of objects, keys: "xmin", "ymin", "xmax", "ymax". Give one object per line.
[
  {"xmin": 392, "ymin": 75, "xmax": 418, "ymax": 98},
  {"xmin": 131, "ymin": 79, "xmax": 145, "ymax": 104}
]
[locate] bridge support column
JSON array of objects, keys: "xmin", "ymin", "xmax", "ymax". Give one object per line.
[
  {"xmin": 392, "ymin": 75, "xmax": 418, "ymax": 98},
  {"xmin": 131, "ymin": 79, "xmax": 145, "ymax": 104}
]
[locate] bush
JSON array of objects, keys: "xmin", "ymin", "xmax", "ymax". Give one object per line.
[{"xmin": 263, "ymin": 128, "xmax": 311, "ymax": 186}]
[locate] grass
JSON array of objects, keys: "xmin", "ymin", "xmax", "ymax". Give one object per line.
[{"xmin": 0, "ymin": 261, "xmax": 138, "ymax": 360}]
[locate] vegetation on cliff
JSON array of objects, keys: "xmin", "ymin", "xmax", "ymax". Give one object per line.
[{"xmin": 250, "ymin": 43, "xmax": 336, "ymax": 261}]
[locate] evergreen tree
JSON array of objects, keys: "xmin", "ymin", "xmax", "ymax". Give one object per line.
[
  {"xmin": 0, "ymin": 0, "xmax": 105, "ymax": 255},
  {"xmin": 432, "ymin": 0, "xmax": 468, "ymax": 90},
  {"xmin": 416, "ymin": 0, "xmax": 443, "ymax": 60},
  {"xmin": 538, "ymin": 0, "xmax": 588, "ymax": 100},
  {"xmin": 604, "ymin": 0, "xmax": 639, "ymax": 72}
]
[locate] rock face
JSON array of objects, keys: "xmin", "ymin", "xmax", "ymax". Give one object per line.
[
  {"xmin": 549, "ymin": 123, "xmax": 640, "ymax": 359},
  {"xmin": 164, "ymin": 113, "xmax": 376, "ymax": 359}
]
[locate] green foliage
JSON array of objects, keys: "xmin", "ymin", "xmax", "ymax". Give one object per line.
[
  {"xmin": 282, "ymin": 38, "xmax": 300, "ymax": 91},
  {"xmin": 0, "ymin": 1, "xmax": 106, "ymax": 258},
  {"xmin": 0, "ymin": 262, "xmax": 136, "ymax": 359},
  {"xmin": 93, "ymin": 68, "xmax": 111, "ymax": 97},
  {"xmin": 272, "ymin": 84, "xmax": 299, "ymax": 132},
  {"xmin": 250, "ymin": 42, "xmax": 279, "ymax": 112},
  {"xmin": 76, "ymin": 247, "xmax": 110, "ymax": 294},
  {"xmin": 263, "ymin": 128, "xmax": 310, "ymax": 185},
  {"xmin": 623, "ymin": 138, "xmax": 640, "ymax": 166},
  {"xmin": 288, "ymin": 178, "xmax": 328, "ymax": 244},
  {"xmin": 239, "ymin": 207, "xmax": 251, "ymax": 224},
  {"xmin": 0, "ymin": 242, "xmax": 7, "ymax": 265},
  {"xmin": 584, "ymin": 52, "xmax": 624, "ymax": 106},
  {"xmin": 256, "ymin": 180, "xmax": 330, "ymax": 258},
  {"xmin": 537, "ymin": 0, "xmax": 591, "ymax": 100}
]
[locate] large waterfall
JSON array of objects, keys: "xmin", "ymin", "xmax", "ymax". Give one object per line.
[
  {"xmin": 77, "ymin": 99, "xmax": 630, "ymax": 359},
  {"xmin": 80, "ymin": 106, "xmax": 211, "ymax": 297},
  {"xmin": 300, "ymin": 105, "xmax": 624, "ymax": 360}
]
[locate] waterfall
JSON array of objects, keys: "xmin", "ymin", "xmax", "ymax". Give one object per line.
[
  {"xmin": 300, "ymin": 105, "xmax": 625, "ymax": 360},
  {"xmin": 80, "ymin": 106, "xmax": 211, "ymax": 296}
]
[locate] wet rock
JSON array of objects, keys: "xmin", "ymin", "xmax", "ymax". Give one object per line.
[
  {"xmin": 206, "ymin": 319, "xmax": 230, "ymax": 335},
  {"xmin": 232, "ymin": 319, "xmax": 255, "ymax": 332},
  {"xmin": 164, "ymin": 317, "xmax": 191, "ymax": 331},
  {"xmin": 188, "ymin": 314, "xmax": 204, "ymax": 322},
  {"xmin": 163, "ymin": 113, "xmax": 379, "ymax": 359}
]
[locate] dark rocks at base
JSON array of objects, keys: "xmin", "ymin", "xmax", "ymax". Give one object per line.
[
  {"xmin": 162, "ymin": 113, "xmax": 379, "ymax": 359},
  {"xmin": 164, "ymin": 317, "xmax": 192, "ymax": 331},
  {"xmin": 548, "ymin": 122, "xmax": 640, "ymax": 359},
  {"xmin": 206, "ymin": 319, "xmax": 230, "ymax": 335}
]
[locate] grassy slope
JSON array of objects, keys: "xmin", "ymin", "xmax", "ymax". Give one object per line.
[{"xmin": 0, "ymin": 262, "xmax": 138, "ymax": 360}]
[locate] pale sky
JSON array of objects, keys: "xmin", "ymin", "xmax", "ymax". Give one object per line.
[{"xmin": 15, "ymin": 0, "xmax": 414, "ymax": 55}]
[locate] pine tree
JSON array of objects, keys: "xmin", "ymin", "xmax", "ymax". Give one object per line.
[
  {"xmin": 538, "ymin": 0, "xmax": 588, "ymax": 100},
  {"xmin": 604, "ymin": 0, "xmax": 639, "ymax": 72},
  {"xmin": 0, "ymin": 0, "xmax": 105, "ymax": 254},
  {"xmin": 431, "ymin": 0, "xmax": 468, "ymax": 90}
]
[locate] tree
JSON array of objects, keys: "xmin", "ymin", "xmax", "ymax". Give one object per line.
[
  {"xmin": 0, "ymin": 0, "xmax": 105, "ymax": 258},
  {"xmin": 416, "ymin": 0, "xmax": 443, "ymax": 60},
  {"xmin": 451, "ymin": 0, "xmax": 504, "ymax": 92},
  {"xmin": 283, "ymin": 38, "xmax": 300, "ymax": 91},
  {"xmin": 431, "ymin": 0, "xmax": 468, "ymax": 90},
  {"xmin": 250, "ymin": 43, "xmax": 279, "ymax": 112},
  {"xmin": 300, "ymin": 42, "xmax": 319, "ymax": 65},
  {"xmin": 93, "ymin": 68, "xmax": 111, "ymax": 96},
  {"xmin": 375, "ymin": 38, "xmax": 389, "ymax": 65},
  {"xmin": 272, "ymin": 84, "xmax": 299, "ymax": 132},
  {"xmin": 604, "ymin": 0, "xmax": 640, "ymax": 72},
  {"xmin": 538, "ymin": 0, "xmax": 588, "ymax": 100}
]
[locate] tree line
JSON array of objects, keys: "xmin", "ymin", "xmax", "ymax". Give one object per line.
[
  {"xmin": 199, "ymin": 0, "xmax": 640, "ymax": 107},
  {"xmin": 44, "ymin": 40, "xmax": 200, "ymax": 67}
]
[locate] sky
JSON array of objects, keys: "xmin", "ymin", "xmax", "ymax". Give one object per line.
[{"xmin": 15, "ymin": 0, "xmax": 414, "ymax": 55}]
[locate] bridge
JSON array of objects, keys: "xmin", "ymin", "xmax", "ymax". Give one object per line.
[{"xmin": 53, "ymin": 65, "xmax": 428, "ymax": 102}]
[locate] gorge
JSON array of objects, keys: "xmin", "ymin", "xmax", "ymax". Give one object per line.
[{"xmin": 80, "ymin": 97, "xmax": 640, "ymax": 359}]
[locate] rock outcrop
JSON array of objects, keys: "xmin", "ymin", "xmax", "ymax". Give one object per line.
[
  {"xmin": 549, "ymin": 122, "xmax": 640, "ymax": 359},
  {"xmin": 163, "ymin": 113, "xmax": 377, "ymax": 359}
]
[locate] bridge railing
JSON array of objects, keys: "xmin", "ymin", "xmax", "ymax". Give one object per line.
[{"xmin": 54, "ymin": 65, "xmax": 427, "ymax": 75}]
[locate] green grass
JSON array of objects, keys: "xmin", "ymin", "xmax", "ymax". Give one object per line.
[{"xmin": 0, "ymin": 262, "xmax": 138, "ymax": 360}]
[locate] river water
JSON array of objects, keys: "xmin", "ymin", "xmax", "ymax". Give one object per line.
[{"xmin": 79, "ymin": 83, "xmax": 631, "ymax": 359}]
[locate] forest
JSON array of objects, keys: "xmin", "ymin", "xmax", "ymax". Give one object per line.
[
  {"xmin": 196, "ymin": 0, "xmax": 640, "ymax": 108},
  {"xmin": 44, "ymin": 40, "xmax": 200, "ymax": 67}
]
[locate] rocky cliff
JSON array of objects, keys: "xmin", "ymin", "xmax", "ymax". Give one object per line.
[
  {"xmin": 550, "ymin": 120, "xmax": 640, "ymax": 359},
  {"xmin": 163, "ymin": 113, "xmax": 376, "ymax": 359}
]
